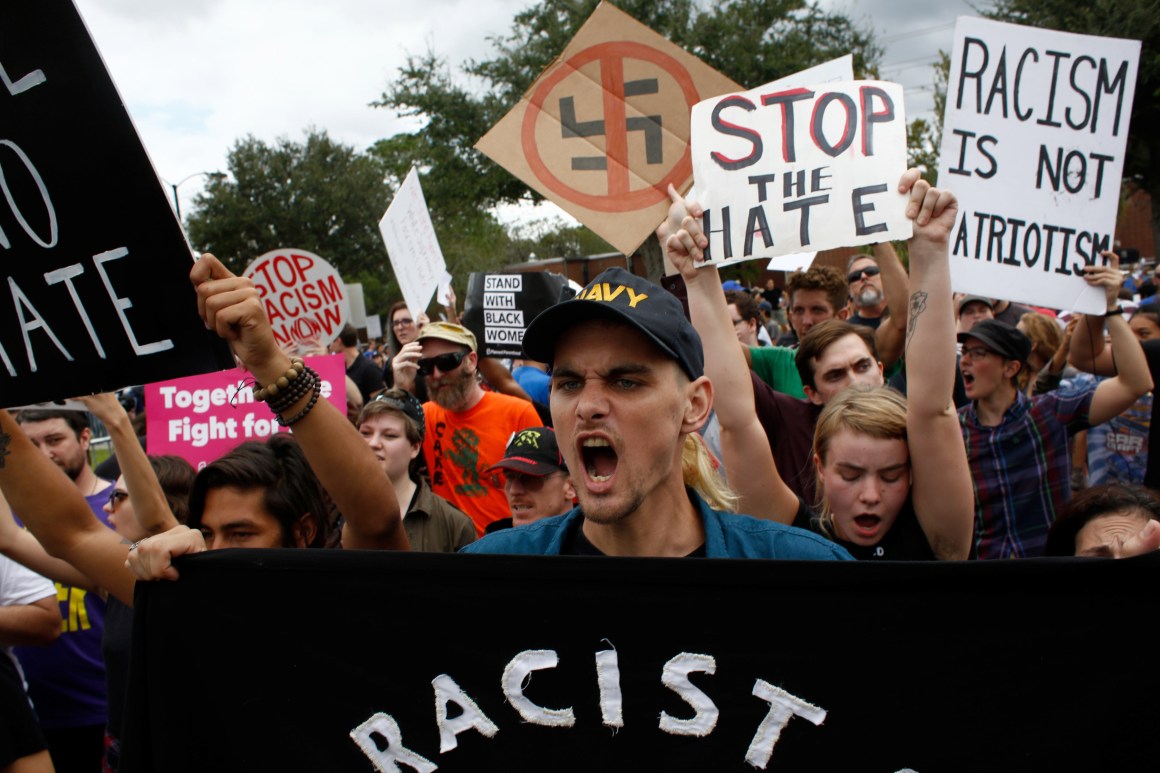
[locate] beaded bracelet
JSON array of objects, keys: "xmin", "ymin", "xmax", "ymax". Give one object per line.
[
  {"xmin": 276, "ymin": 379, "xmax": 322, "ymax": 427},
  {"xmin": 252, "ymin": 358, "xmax": 306, "ymax": 402},
  {"xmin": 267, "ymin": 366, "xmax": 321, "ymax": 415}
]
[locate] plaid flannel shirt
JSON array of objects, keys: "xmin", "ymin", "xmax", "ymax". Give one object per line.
[{"xmin": 960, "ymin": 385, "xmax": 1094, "ymax": 559}]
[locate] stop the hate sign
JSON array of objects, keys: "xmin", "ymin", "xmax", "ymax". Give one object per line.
[
  {"xmin": 243, "ymin": 249, "xmax": 351, "ymax": 349},
  {"xmin": 476, "ymin": 2, "xmax": 740, "ymax": 256}
]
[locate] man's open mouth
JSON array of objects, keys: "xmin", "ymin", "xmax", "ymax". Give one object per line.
[{"xmin": 580, "ymin": 437, "xmax": 618, "ymax": 483}]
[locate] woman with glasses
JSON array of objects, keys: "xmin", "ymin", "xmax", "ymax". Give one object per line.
[{"xmin": 382, "ymin": 300, "xmax": 430, "ymax": 402}]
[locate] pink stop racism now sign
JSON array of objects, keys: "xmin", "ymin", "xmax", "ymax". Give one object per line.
[
  {"xmin": 145, "ymin": 354, "xmax": 346, "ymax": 470},
  {"xmin": 244, "ymin": 248, "xmax": 351, "ymax": 348}
]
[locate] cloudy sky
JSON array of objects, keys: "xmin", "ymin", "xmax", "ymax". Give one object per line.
[{"xmin": 74, "ymin": 0, "xmax": 978, "ymax": 224}]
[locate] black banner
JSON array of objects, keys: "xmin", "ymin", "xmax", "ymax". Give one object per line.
[
  {"xmin": 0, "ymin": 2, "xmax": 232, "ymax": 408},
  {"xmin": 124, "ymin": 550, "xmax": 1160, "ymax": 772},
  {"xmin": 461, "ymin": 272, "xmax": 569, "ymax": 357}
]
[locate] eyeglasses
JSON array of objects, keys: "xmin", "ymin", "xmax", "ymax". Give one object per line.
[
  {"xmin": 417, "ymin": 350, "xmax": 468, "ymax": 376},
  {"xmin": 960, "ymin": 347, "xmax": 996, "ymax": 362},
  {"xmin": 731, "ymin": 318, "xmax": 747, "ymax": 326},
  {"xmin": 392, "ymin": 317, "xmax": 415, "ymax": 328},
  {"xmin": 108, "ymin": 490, "xmax": 129, "ymax": 510},
  {"xmin": 847, "ymin": 266, "xmax": 881, "ymax": 283}
]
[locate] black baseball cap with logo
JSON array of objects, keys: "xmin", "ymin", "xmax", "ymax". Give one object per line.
[
  {"xmin": 486, "ymin": 427, "xmax": 566, "ymax": 476},
  {"xmin": 521, "ymin": 267, "xmax": 704, "ymax": 380}
]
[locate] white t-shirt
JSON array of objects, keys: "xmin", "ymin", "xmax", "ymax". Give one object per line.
[{"xmin": 0, "ymin": 553, "xmax": 57, "ymax": 682}]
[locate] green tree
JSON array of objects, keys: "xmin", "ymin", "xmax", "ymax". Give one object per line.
[
  {"xmin": 906, "ymin": 51, "xmax": 950, "ymax": 184},
  {"xmin": 984, "ymin": 0, "xmax": 1160, "ymax": 255},
  {"xmin": 373, "ymin": 0, "xmax": 881, "ymax": 277},
  {"xmin": 186, "ymin": 129, "xmax": 396, "ymax": 313}
]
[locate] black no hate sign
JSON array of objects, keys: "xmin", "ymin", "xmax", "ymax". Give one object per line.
[
  {"xmin": 0, "ymin": 2, "xmax": 232, "ymax": 408},
  {"xmin": 123, "ymin": 550, "xmax": 1159, "ymax": 772}
]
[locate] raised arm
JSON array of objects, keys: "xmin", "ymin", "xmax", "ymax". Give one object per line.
[
  {"xmin": 192, "ymin": 255, "xmax": 409, "ymax": 551},
  {"xmin": 873, "ymin": 241, "xmax": 910, "ymax": 370},
  {"xmin": 659, "ymin": 185, "xmax": 798, "ymax": 523},
  {"xmin": 0, "ymin": 492, "xmax": 96, "ymax": 590},
  {"xmin": 77, "ymin": 393, "xmax": 179, "ymax": 536},
  {"xmin": 478, "ymin": 357, "xmax": 534, "ymax": 403},
  {"xmin": 0, "ymin": 410, "xmax": 135, "ymax": 604},
  {"xmin": 899, "ymin": 170, "xmax": 973, "ymax": 560},
  {"xmin": 1084, "ymin": 253, "xmax": 1154, "ymax": 425}
]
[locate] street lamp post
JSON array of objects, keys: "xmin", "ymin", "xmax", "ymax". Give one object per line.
[{"xmin": 164, "ymin": 171, "xmax": 221, "ymax": 222}]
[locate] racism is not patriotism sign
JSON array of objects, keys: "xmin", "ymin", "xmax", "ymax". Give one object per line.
[
  {"xmin": 0, "ymin": 1, "xmax": 232, "ymax": 407},
  {"xmin": 476, "ymin": 2, "xmax": 740, "ymax": 256},
  {"xmin": 938, "ymin": 17, "xmax": 1140, "ymax": 314},
  {"xmin": 691, "ymin": 78, "xmax": 911, "ymax": 269},
  {"xmin": 124, "ymin": 550, "xmax": 1160, "ymax": 772}
]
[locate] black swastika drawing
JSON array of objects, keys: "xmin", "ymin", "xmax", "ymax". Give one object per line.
[{"xmin": 559, "ymin": 77, "xmax": 664, "ymax": 171}]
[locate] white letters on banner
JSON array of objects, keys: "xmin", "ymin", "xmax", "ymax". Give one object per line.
[{"xmin": 938, "ymin": 17, "xmax": 1140, "ymax": 313}]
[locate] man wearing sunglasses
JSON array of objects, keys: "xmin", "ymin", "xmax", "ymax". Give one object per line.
[
  {"xmin": 415, "ymin": 322, "xmax": 541, "ymax": 536},
  {"xmin": 846, "ymin": 255, "xmax": 887, "ymax": 329}
]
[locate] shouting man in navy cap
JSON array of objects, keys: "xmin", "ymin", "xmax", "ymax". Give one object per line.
[{"xmin": 463, "ymin": 267, "xmax": 849, "ymax": 560}]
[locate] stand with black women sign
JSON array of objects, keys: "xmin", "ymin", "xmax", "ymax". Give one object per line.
[
  {"xmin": 0, "ymin": 2, "xmax": 232, "ymax": 407},
  {"xmin": 461, "ymin": 272, "xmax": 570, "ymax": 358},
  {"xmin": 123, "ymin": 550, "xmax": 1159, "ymax": 771}
]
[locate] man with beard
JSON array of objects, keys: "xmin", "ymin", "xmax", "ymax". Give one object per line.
[
  {"xmin": 12, "ymin": 409, "xmax": 113, "ymax": 773},
  {"xmin": 416, "ymin": 322, "xmax": 540, "ymax": 535},
  {"xmin": 846, "ymin": 254, "xmax": 889, "ymax": 330}
]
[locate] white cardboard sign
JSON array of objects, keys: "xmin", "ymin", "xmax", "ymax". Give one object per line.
[
  {"xmin": 379, "ymin": 167, "xmax": 447, "ymax": 320},
  {"xmin": 938, "ymin": 17, "xmax": 1140, "ymax": 314},
  {"xmin": 691, "ymin": 79, "xmax": 910, "ymax": 268}
]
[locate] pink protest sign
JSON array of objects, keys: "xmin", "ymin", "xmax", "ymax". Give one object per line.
[
  {"xmin": 243, "ymin": 248, "xmax": 351, "ymax": 348},
  {"xmin": 144, "ymin": 354, "xmax": 346, "ymax": 470}
]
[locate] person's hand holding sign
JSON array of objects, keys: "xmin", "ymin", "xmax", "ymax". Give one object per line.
[
  {"xmin": 192, "ymin": 254, "xmax": 291, "ymax": 386},
  {"xmin": 658, "ymin": 184, "xmax": 709, "ymax": 277},
  {"xmin": 1084, "ymin": 250, "xmax": 1125, "ymax": 314}
]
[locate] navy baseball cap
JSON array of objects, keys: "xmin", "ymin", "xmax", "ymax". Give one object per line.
[{"xmin": 521, "ymin": 267, "xmax": 704, "ymax": 380}]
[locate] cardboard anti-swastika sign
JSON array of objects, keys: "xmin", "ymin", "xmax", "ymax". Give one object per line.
[{"xmin": 476, "ymin": 2, "xmax": 740, "ymax": 256}]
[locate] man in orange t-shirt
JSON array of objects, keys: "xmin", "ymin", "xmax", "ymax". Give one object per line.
[{"xmin": 414, "ymin": 323, "xmax": 540, "ymax": 535}]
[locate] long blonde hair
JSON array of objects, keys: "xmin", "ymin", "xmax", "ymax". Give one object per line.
[
  {"xmin": 811, "ymin": 386, "xmax": 908, "ymax": 538},
  {"xmin": 682, "ymin": 432, "xmax": 738, "ymax": 512}
]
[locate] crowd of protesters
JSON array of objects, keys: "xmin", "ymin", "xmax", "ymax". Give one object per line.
[{"xmin": 2, "ymin": 169, "xmax": 1160, "ymax": 772}]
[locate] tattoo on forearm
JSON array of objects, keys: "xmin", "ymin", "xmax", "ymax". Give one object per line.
[
  {"xmin": 905, "ymin": 291, "xmax": 928, "ymax": 351},
  {"xmin": 0, "ymin": 430, "xmax": 9, "ymax": 470}
]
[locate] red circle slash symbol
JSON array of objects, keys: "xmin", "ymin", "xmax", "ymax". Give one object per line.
[{"xmin": 522, "ymin": 41, "xmax": 699, "ymax": 213}]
